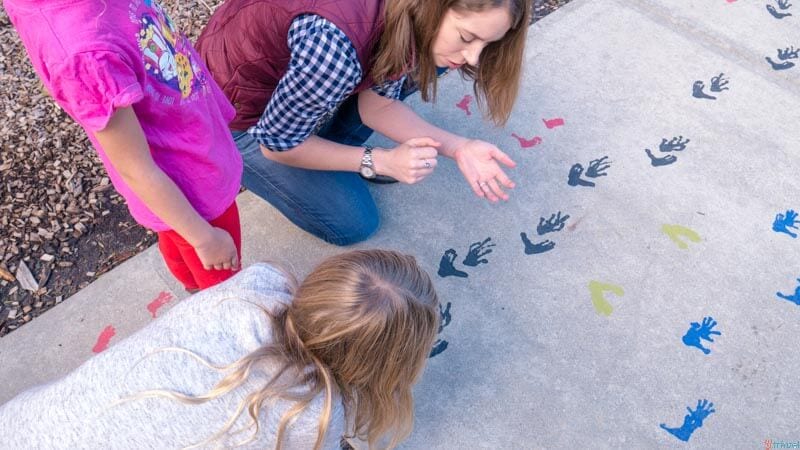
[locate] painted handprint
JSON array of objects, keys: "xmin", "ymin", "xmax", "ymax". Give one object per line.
[
  {"xmin": 585, "ymin": 156, "xmax": 612, "ymax": 178},
  {"xmin": 430, "ymin": 302, "xmax": 452, "ymax": 358},
  {"xmin": 511, "ymin": 133, "xmax": 543, "ymax": 149},
  {"xmin": 462, "ymin": 237, "xmax": 495, "ymax": 267},
  {"xmin": 779, "ymin": 46, "xmax": 800, "ymax": 60},
  {"xmin": 660, "ymin": 136, "xmax": 691, "ymax": 152},
  {"xmin": 520, "ymin": 233, "xmax": 556, "ymax": 255},
  {"xmin": 542, "ymin": 117, "xmax": 565, "ymax": 129},
  {"xmin": 682, "ymin": 316, "xmax": 722, "ymax": 355},
  {"xmin": 645, "ymin": 148, "xmax": 677, "ymax": 167},
  {"xmin": 709, "ymin": 73, "xmax": 729, "ymax": 92},
  {"xmin": 537, "ymin": 211, "xmax": 570, "ymax": 235},
  {"xmin": 766, "ymin": 47, "xmax": 798, "ymax": 70},
  {"xmin": 567, "ymin": 163, "xmax": 595, "ymax": 187},
  {"xmin": 772, "ymin": 209, "xmax": 798, "ymax": 238},
  {"xmin": 776, "ymin": 278, "xmax": 800, "ymax": 306},
  {"xmin": 660, "ymin": 399, "xmax": 716, "ymax": 442},
  {"xmin": 692, "ymin": 80, "xmax": 717, "ymax": 100},
  {"xmin": 438, "ymin": 249, "xmax": 469, "ymax": 278},
  {"xmin": 588, "ymin": 280, "xmax": 624, "ymax": 316},
  {"xmin": 767, "ymin": 3, "xmax": 793, "ymax": 18},
  {"xmin": 456, "ymin": 94, "xmax": 473, "ymax": 116}
]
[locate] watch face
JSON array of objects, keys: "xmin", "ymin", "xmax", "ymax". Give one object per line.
[{"xmin": 360, "ymin": 166, "xmax": 376, "ymax": 178}]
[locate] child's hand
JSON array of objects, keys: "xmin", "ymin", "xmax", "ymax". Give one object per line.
[{"xmin": 194, "ymin": 227, "xmax": 240, "ymax": 271}]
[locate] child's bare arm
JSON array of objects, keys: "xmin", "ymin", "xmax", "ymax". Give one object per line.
[{"xmin": 93, "ymin": 107, "xmax": 239, "ymax": 271}]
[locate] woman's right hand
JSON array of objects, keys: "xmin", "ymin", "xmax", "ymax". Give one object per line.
[
  {"xmin": 373, "ymin": 137, "xmax": 441, "ymax": 184},
  {"xmin": 193, "ymin": 227, "xmax": 240, "ymax": 271}
]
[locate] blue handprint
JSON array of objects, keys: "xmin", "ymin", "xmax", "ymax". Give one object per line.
[
  {"xmin": 776, "ymin": 278, "xmax": 800, "ymax": 306},
  {"xmin": 520, "ymin": 232, "xmax": 556, "ymax": 255},
  {"xmin": 692, "ymin": 80, "xmax": 716, "ymax": 100},
  {"xmin": 767, "ymin": 47, "xmax": 799, "ymax": 70},
  {"xmin": 645, "ymin": 148, "xmax": 677, "ymax": 167},
  {"xmin": 462, "ymin": 237, "xmax": 495, "ymax": 267},
  {"xmin": 772, "ymin": 209, "xmax": 798, "ymax": 238},
  {"xmin": 567, "ymin": 163, "xmax": 595, "ymax": 187},
  {"xmin": 766, "ymin": 57, "xmax": 795, "ymax": 70},
  {"xmin": 438, "ymin": 249, "xmax": 469, "ymax": 278},
  {"xmin": 778, "ymin": 46, "xmax": 800, "ymax": 60},
  {"xmin": 659, "ymin": 136, "xmax": 691, "ymax": 152},
  {"xmin": 430, "ymin": 302, "xmax": 452, "ymax": 358},
  {"xmin": 767, "ymin": 3, "xmax": 793, "ymax": 18},
  {"xmin": 437, "ymin": 302, "xmax": 452, "ymax": 333},
  {"xmin": 709, "ymin": 73, "xmax": 729, "ymax": 93},
  {"xmin": 681, "ymin": 317, "xmax": 721, "ymax": 355},
  {"xmin": 537, "ymin": 211, "xmax": 570, "ymax": 235},
  {"xmin": 585, "ymin": 156, "xmax": 612, "ymax": 178},
  {"xmin": 660, "ymin": 399, "xmax": 716, "ymax": 442}
]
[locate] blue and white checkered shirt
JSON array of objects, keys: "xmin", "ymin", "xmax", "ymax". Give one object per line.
[{"xmin": 248, "ymin": 14, "xmax": 405, "ymax": 151}]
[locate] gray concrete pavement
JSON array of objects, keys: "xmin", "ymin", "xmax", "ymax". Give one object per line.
[{"xmin": 2, "ymin": 0, "xmax": 799, "ymax": 448}]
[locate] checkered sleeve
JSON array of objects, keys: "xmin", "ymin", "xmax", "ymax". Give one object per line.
[
  {"xmin": 248, "ymin": 15, "xmax": 363, "ymax": 151},
  {"xmin": 371, "ymin": 75, "xmax": 406, "ymax": 99}
]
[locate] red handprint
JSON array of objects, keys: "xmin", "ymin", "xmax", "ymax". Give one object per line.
[
  {"xmin": 146, "ymin": 291, "xmax": 174, "ymax": 318},
  {"xmin": 542, "ymin": 117, "xmax": 565, "ymax": 129},
  {"xmin": 92, "ymin": 325, "xmax": 116, "ymax": 353},
  {"xmin": 511, "ymin": 133, "xmax": 543, "ymax": 148},
  {"xmin": 456, "ymin": 95, "xmax": 473, "ymax": 116}
]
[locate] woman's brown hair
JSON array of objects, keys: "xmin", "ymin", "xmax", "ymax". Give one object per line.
[
  {"xmin": 124, "ymin": 250, "xmax": 439, "ymax": 449},
  {"xmin": 372, "ymin": 0, "xmax": 531, "ymax": 126}
]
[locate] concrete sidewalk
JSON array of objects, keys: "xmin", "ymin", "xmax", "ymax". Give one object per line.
[{"xmin": 2, "ymin": 0, "xmax": 799, "ymax": 448}]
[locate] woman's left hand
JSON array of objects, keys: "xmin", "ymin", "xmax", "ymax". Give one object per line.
[{"xmin": 452, "ymin": 139, "xmax": 517, "ymax": 202}]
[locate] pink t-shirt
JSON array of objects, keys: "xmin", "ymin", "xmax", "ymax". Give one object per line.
[{"xmin": 4, "ymin": 0, "xmax": 242, "ymax": 231}]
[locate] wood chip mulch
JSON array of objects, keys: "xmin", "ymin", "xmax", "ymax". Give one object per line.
[{"xmin": 0, "ymin": 0, "xmax": 569, "ymax": 337}]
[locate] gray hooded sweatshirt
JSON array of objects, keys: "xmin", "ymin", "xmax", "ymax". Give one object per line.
[{"xmin": 0, "ymin": 264, "xmax": 345, "ymax": 449}]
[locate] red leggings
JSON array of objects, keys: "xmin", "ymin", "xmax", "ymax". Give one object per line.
[{"xmin": 157, "ymin": 202, "xmax": 241, "ymax": 290}]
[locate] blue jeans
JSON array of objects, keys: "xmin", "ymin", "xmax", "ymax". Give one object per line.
[
  {"xmin": 234, "ymin": 79, "xmax": 427, "ymax": 246},
  {"xmin": 233, "ymin": 95, "xmax": 379, "ymax": 246}
]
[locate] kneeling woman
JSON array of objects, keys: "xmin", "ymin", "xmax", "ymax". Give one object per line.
[
  {"xmin": 0, "ymin": 250, "xmax": 440, "ymax": 449},
  {"xmin": 197, "ymin": 0, "xmax": 531, "ymax": 245}
]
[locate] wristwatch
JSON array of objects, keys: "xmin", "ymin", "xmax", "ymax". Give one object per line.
[{"xmin": 359, "ymin": 145, "xmax": 377, "ymax": 179}]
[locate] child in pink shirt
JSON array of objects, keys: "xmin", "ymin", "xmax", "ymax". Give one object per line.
[{"xmin": 4, "ymin": 0, "xmax": 244, "ymax": 290}]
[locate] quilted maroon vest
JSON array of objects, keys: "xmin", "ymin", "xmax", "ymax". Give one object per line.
[{"xmin": 196, "ymin": 0, "xmax": 385, "ymax": 130}]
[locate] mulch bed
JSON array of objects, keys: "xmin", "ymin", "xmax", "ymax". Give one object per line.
[{"xmin": 0, "ymin": 0, "xmax": 569, "ymax": 337}]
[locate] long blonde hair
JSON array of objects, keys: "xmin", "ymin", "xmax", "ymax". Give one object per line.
[
  {"xmin": 129, "ymin": 250, "xmax": 440, "ymax": 449},
  {"xmin": 372, "ymin": 0, "xmax": 531, "ymax": 126}
]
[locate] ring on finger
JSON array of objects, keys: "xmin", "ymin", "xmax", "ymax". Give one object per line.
[
  {"xmin": 424, "ymin": 160, "xmax": 431, "ymax": 169},
  {"xmin": 479, "ymin": 181, "xmax": 489, "ymax": 189}
]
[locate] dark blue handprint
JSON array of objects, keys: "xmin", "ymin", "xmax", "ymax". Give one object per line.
[
  {"xmin": 660, "ymin": 399, "xmax": 716, "ymax": 442},
  {"xmin": 585, "ymin": 156, "xmax": 612, "ymax": 178},
  {"xmin": 430, "ymin": 302, "xmax": 453, "ymax": 358},
  {"xmin": 767, "ymin": 3, "xmax": 793, "ymax": 18},
  {"xmin": 659, "ymin": 136, "xmax": 691, "ymax": 152},
  {"xmin": 778, "ymin": 46, "xmax": 800, "ymax": 60},
  {"xmin": 463, "ymin": 237, "xmax": 495, "ymax": 267},
  {"xmin": 520, "ymin": 232, "xmax": 556, "ymax": 255},
  {"xmin": 692, "ymin": 80, "xmax": 716, "ymax": 100},
  {"xmin": 429, "ymin": 340, "xmax": 448, "ymax": 358},
  {"xmin": 567, "ymin": 163, "xmax": 595, "ymax": 187},
  {"xmin": 772, "ymin": 209, "xmax": 798, "ymax": 238},
  {"xmin": 537, "ymin": 211, "xmax": 570, "ymax": 235},
  {"xmin": 709, "ymin": 73, "xmax": 729, "ymax": 93},
  {"xmin": 767, "ymin": 47, "xmax": 798, "ymax": 70},
  {"xmin": 645, "ymin": 148, "xmax": 677, "ymax": 167},
  {"xmin": 682, "ymin": 317, "xmax": 721, "ymax": 355},
  {"xmin": 776, "ymin": 278, "xmax": 800, "ymax": 306},
  {"xmin": 438, "ymin": 249, "xmax": 469, "ymax": 278},
  {"xmin": 766, "ymin": 57, "xmax": 795, "ymax": 70}
]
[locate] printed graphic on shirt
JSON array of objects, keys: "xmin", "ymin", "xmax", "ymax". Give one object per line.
[{"xmin": 133, "ymin": 0, "xmax": 206, "ymax": 100}]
